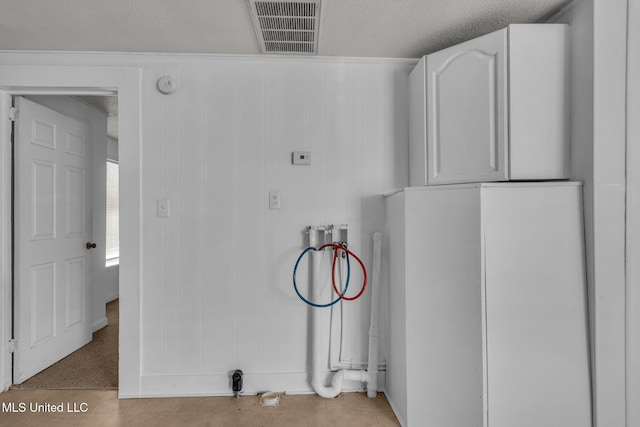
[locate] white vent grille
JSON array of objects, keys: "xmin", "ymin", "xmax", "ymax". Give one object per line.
[{"xmin": 249, "ymin": 0, "xmax": 321, "ymax": 55}]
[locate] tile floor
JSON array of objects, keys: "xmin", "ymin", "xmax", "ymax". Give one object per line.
[{"xmin": 0, "ymin": 389, "xmax": 400, "ymax": 427}]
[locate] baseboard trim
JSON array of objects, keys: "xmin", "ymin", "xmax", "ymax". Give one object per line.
[
  {"xmin": 138, "ymin": 371, "xmax": 386, "ymax": 398},
  {"xmin": 384, "ymin": 390, "xmax": 407, "ymax": 427},
  {"xmin": 92, "ymin": 317, "xmax": 108, "ymax": 332}
]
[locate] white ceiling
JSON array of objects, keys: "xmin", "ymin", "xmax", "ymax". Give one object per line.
[{"xmin": 1, "ymin": 0, "xmax": 570, "ymax": 58}]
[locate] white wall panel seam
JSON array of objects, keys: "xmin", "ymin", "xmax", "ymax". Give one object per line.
[
  {"xmin": 276, "ymin": 61, "xmax": 281, "ymax": 373},
  {"xmin": 307, "ymin": 64, "xmax": 311, "ymax": 229},
  {"xmin": 172, "ymin": 63, "xmax": 182, "ymax": 373},
  {"xmin": 179, "ymin": 63, "xmax": 205, "ymax": 373},
  {"xmin": 324, "ymin": 64, "xmax": 328, "ymax": 220},
  {"xmin": 158, "ymin": 63, "xmax": 175, "ymax": 373},
  {"xmin": 343, "ymin": 63, "xmax": 352, "ymax": 362},
  {"xmin": 261, "ymin": 62, "xmax": 266, "ymax": 372},
  {"xmin": 161, "ymin": 68, "xmax": 166, "ymax": 373},
  {"xmin": 178, "ymin": 62, "xmax": 185, "ymax": 372},
  {"xmin": 346, "ymin": 63, "xmax": 365, "ymax": 361},
  {"xmin": 234, "ymin": 63, "xmax": 239, "ymax": 367},
  {"xmin": 199, "ymin": 63, "xmax": 204, "ymax": 374},
  {"xmin": 176, "ymin": 63, "xmax": 183, "ymax": 372},
  {"xmin": 358, "ymin": 63, "xmax": 365, "ymax": 360},
  {"xmin": 383, "ymin": 66, "xmax": 388, "ymax": 196},
  {"xmin": 198, "ymin": 63, "xmax": 204, "ymax": 372},
  {"xmin": 263, "ymin": 62, "xmax": 280, "ymax": 373}
]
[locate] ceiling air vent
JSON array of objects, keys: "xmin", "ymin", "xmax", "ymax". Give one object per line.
[{"xmin": 248, "ymin": 0, "xmax": 321, "ymax": 55}]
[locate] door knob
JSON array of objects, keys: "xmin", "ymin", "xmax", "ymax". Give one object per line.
[{"xmin": 86, "ymin": 242, "xmax": 97, "ymax": 250}]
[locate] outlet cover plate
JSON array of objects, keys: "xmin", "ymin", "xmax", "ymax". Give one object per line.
[{"xmin": 269, "ymin": 191, "xmax": 280, "ymax": 210}]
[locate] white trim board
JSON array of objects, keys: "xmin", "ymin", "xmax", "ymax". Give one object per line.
[
  {"xmin": 592, "ymin": 0, "xmax": 629, "ymax": 425},
  {"xmin": 0, "ymin": 50, "xmax": 419, "ymax": 66},
  {"xmin": 549, "ymin": 1, "xmax": 631, "ymax": 425},
  {"xmin": 0, "ymin": 65, "xmax": 142, "ymax": 397},
  {"xmin": 0, "ymin": 92, "xmax": 11, "ymax": 391},
  {"xmin": 137, "ymin": 372, "xmax": 386, "ymax": 398},
  {"xmin": 626, "ymin": 0, "xmax": 640, "ymax": 424}
]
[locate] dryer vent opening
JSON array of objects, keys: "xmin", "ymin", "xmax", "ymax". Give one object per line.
[{"xmin": 249, "ymin": 0, "xmax": 322, "ymax": 55}]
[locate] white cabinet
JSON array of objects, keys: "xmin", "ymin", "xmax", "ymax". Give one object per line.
[
  {"xmin": 385, "ymin": 182, "xmax": 591, "ymax": 427},
  {"xmin": 409, "ymin": 24, "xmax": 569, "ymax": 186}
]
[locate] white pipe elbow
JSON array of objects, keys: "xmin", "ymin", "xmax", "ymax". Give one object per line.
[
  {"xmin": 312, "ymin": 373, "xmax": 342, "ymax": 399},
  {"xmin": 312, "ymin": 370, "xmax": 368, "ymax": 399}
]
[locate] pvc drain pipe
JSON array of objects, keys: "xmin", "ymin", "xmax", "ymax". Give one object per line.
[
  {"xmin": 367, "ymin": 232, "xmax": 382, "ymax": 398},
  {"xmin": 310, "ymin": 250, "xmax": 366, "ymax": 398},
  {"xmin": 310, "ymin": 233, "xmax": 382, "ymax": 399}
]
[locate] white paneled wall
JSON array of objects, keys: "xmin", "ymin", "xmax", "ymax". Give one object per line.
[{"xmin": 1, "ymin": 52, "xmax": 412, "ymax": 395}]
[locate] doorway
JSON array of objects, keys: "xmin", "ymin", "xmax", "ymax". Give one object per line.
[
  {"xmin": 0, "ymin": 64, "xmax": 142, "ymax": 397},
  {"xmin": 10, "ymin": 95, "xmax": 119, "ymax": 389}
]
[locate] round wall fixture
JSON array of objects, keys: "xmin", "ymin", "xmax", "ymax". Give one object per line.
[{"xmin": 157, "ymin": 76, "xmax": 176, "ymax": 94}]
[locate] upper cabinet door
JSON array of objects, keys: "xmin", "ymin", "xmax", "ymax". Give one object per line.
[{"xmin": 426, "ymin": 28, "xmax": 508, "ymax": 185}]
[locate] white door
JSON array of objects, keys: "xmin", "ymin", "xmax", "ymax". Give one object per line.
[{"xmin": 13, "ymin": 97, "xmax": 93, "ymax": 384}]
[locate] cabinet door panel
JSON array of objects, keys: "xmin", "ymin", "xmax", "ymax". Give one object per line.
[
  {"xmin": 482, "ymin": 185, "xmax": 591, "ymax": 427},
  {"xmin": 405, "ymin": 188, "xmax": 484, "ymax": 427},
  {"xmin": 427, "ymin": 29, "xmax": 508, "ymax": 184}
]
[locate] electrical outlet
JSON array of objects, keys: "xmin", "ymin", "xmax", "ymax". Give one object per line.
[{"xmin": 269, "ymin": 191, "xmax": 280, "ymax": 210}]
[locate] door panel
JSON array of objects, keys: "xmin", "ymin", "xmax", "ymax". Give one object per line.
[
  {"xmin": 65, "ymin": 130, "xmax": 86, "ymax": 158},
  {"xmin": 31, "ymin": 160, "xmax": 56, "ymax": 240},
  {"xmin": 65, "ymin": 166, "xmax": 85, "ymax": 236},
  {"xmin": 426, "ymin": 28, "xmax": 508, "ymax": 184},
  {"xmin": 31, "ymin": 119, "xmax": 56, "ymax": 150},
  {"xmin": 13, "ymin": 96, "xmax": 92, "ymax": 384},
  {"xmin": 30, "ymin": 262, "xmax": 56, "ymax": 347},
  {"xmin": 65, "ymin": 257, "xmax": 85, "ymax": 329}
]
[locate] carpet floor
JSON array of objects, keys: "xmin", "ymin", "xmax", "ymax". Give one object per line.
[{"xmin": 13, "ymin": 299, "xmax": 119, "ymax": 389}]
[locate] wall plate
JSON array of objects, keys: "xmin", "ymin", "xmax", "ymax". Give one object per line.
[{"xmin": 292, "ymin": 151, "xmax": 311, "ymax": 165}]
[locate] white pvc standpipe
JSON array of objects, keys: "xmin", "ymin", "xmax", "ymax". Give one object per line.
[
  {"xmin": 367, "ymin": 232, "xmax": 382, "ymax": 398},
  {"xmin": 310, "ymin": 234, "xmax": 382, "ymax": 399},
  {"xmin": 310, "ymin": 250, "xmax": 367, "ymax": 398}
]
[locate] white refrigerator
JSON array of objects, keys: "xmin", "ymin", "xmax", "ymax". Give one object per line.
[{"xmin": 385, "ymin": 182, "xmax": 591, "ymax": 427}]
